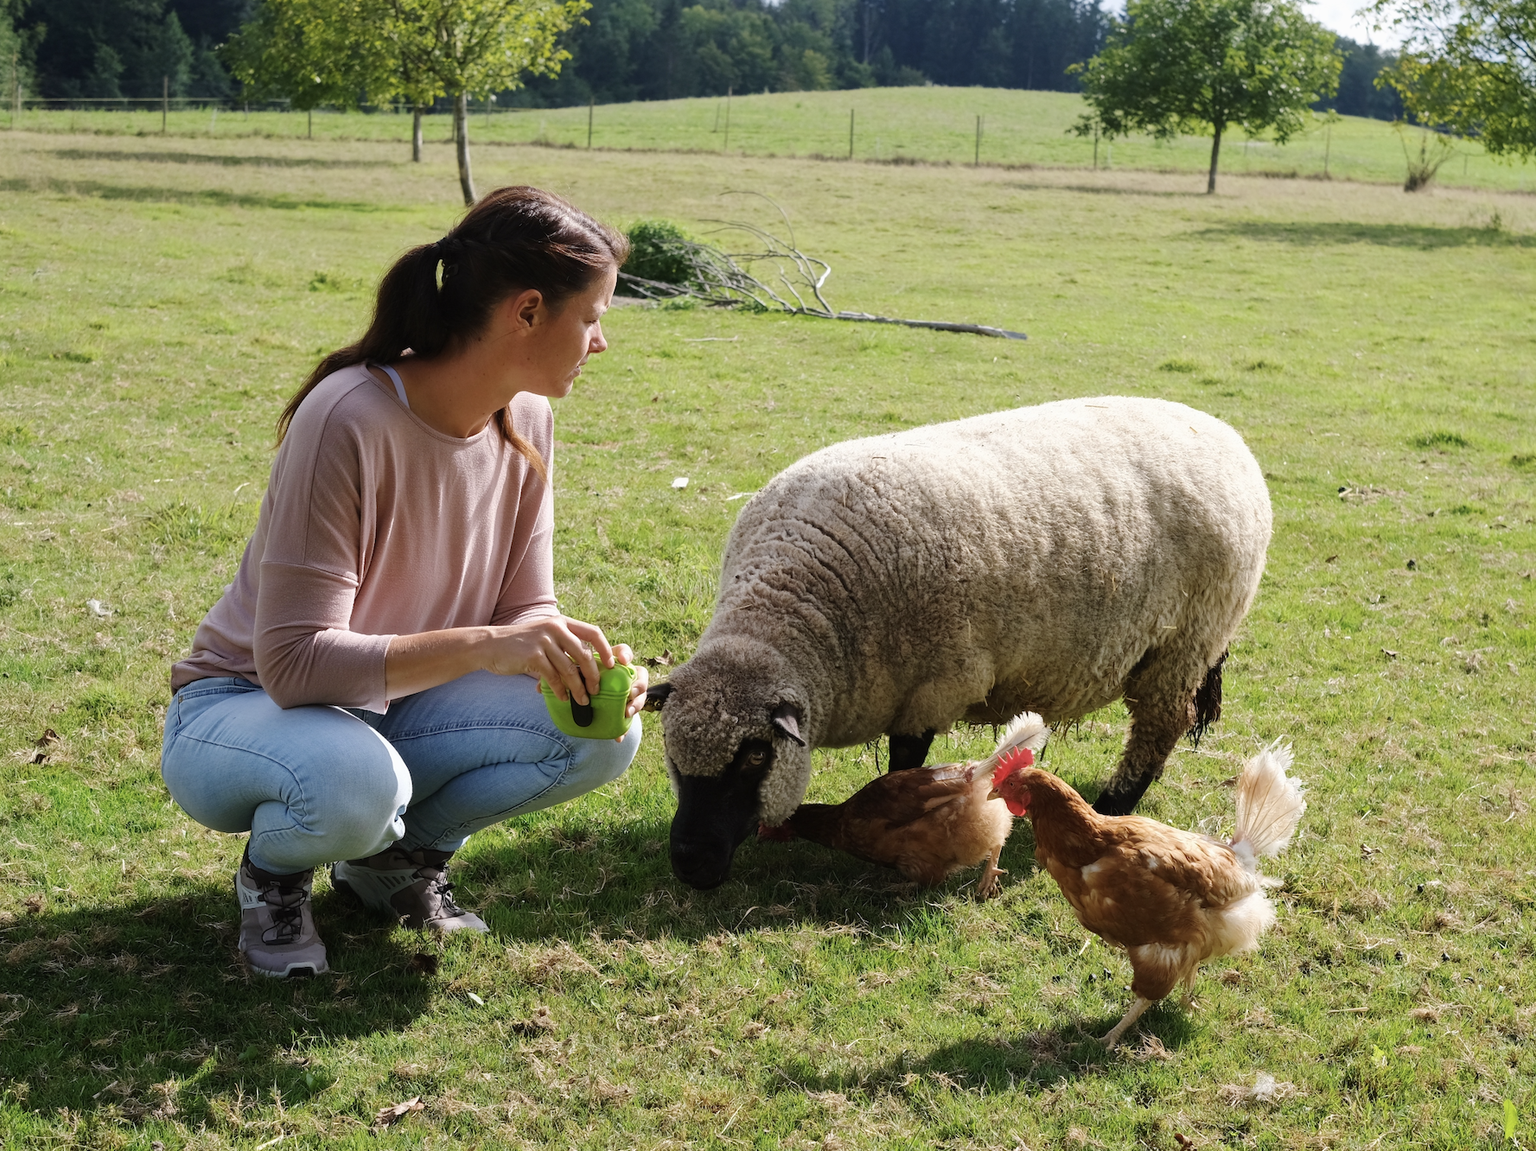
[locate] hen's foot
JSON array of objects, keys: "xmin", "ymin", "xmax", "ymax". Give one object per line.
[
  {"xmin": 1100, "ymin": 996, "xmax": 1153, "ymax": 1049},
  {"xmin": 974, "ymin": 864, "xmax": 1007, "ymax": 900}
]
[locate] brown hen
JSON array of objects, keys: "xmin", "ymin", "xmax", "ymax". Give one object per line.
[
  {"xmin": 760, "ymin": 713, "xmax": 1049, "ymax": 898},
  {"xmin": 990, "ymin": 741, "xmax": 1305, "ymax": 1047}
]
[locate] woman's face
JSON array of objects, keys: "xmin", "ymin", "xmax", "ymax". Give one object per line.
[{"xmin": 516, "ymin": 264, "xmax": 618, "ymax": 400}]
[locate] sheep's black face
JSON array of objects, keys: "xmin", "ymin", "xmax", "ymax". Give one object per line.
[{"xmin": 669, "ymin": 740, "xmax": 773, "ymax": 889}]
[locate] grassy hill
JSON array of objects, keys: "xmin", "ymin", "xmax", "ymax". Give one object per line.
[{"xmin": 13, "ymin": 85, "xmax": 1536, "ymax": 193}]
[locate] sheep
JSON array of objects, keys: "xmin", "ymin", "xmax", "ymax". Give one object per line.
[{"xmin": 645, "ymin": 395, "xmax": 1272, "ymax": 890}]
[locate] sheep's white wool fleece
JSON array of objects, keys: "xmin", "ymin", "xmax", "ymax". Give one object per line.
[{"xmin": 661, "ymin": 396, "xmax": 1272, "ymax": 825}]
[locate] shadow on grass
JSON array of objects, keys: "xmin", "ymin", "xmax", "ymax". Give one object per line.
[
  {"xmin": 1003, "ymin": 180, "xmax": 1207, "ymax": 198},
  {"xmin": 465, "ymin": 812, "xmax": 1049, "ymax": 947},
  {"xmin": 1195, "ymin": 220, "xmax": 1536, "ymax": 249},
  {"xmin": 777, "ymin": 1008, "xmax": 1199, "ymax": 1094},
  {"xmin": 0, "ymin": 883, "xmax": 433, "ymax": 1123},
  {"xmin": 50, "ymin": 149, "xmax": 393, "ymax": 170},
  {"xmin": 0, "ymin": 176, "xmax": 386, "ymax": 212}
]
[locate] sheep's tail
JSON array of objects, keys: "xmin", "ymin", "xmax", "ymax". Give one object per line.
[
  {"xmin": 990, "ymin": 711, "xmax": 1049, "ymax": 763},
  {"xmin": 1229, "ymin": 740, "xmax": 1305, "ymax": 869}
]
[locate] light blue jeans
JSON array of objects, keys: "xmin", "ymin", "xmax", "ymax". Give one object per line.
[{"xmin": 160, "ymin": 670, "xmax": 640, "ymax": 875}]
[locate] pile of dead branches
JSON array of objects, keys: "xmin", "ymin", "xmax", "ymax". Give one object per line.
[{"xmin": 618, "ymin": 196, "xmax": 1026, "ymax": 342}]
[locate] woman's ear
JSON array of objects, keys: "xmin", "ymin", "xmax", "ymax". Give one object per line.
[{"xmin": 507, "ymin": 287, "xmax": 544, "ymax": 331}]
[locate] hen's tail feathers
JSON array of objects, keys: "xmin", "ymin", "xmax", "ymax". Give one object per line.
[
  {"xmin": 1230, "ymin": 740, "xmax": 1306, "ymax": 868},
  {"xmin": 991, "ymin": 711, "xmax": 1049, "ymax": 762}
]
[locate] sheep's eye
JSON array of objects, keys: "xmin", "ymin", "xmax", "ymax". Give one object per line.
[{"xmin": 745, "ymin": 749, "xmax": 768, "ymax": 768}]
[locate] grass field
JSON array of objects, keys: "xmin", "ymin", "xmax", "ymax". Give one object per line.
[
  {"xmin": 1, "ymin": 127, "xmax": 1535, "ymax": 1149},
  {"xmin": 11, "ymin": 85, "xmax": 1536, "ymax": 193}
]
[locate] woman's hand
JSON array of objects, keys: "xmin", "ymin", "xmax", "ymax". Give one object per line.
[
  {"xmin": 618, "ymin": 647, "xmax": 649, "ymax": 720},
  {"xmin": 482, "ymin": 615, "xmax": 615, "ymax": 704},
  {"xmin": 384, "ymin": 615, "xmax": 648, "ymax": 711}
]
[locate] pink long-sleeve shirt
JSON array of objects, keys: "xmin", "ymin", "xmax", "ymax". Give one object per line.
[{"xmin": 171, "ymin": 364, "xmax": 558, "ymax": 711}]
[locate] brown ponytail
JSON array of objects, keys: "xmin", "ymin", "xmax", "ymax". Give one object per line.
[{"xmin": 278, "ymin": 186, "xmax": 630, "ymax": 479}]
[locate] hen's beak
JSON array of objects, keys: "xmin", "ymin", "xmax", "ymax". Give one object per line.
[{"xmin": 986, "ymin": 787, "xmax": 1002, "ymax": 801}]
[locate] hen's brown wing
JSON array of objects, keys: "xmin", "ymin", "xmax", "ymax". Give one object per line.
[
  {"xmin": 837, "ymin": 761, "xmax": 983, "ymax": 831},
  {"xmin": 1040, "ymin": 821, "xmax": 1261, "ymax": 949}
]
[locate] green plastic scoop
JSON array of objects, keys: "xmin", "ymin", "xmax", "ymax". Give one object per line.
[{"xmin": 540, "ymin": 662, "xmax": 637, "ymax": 741}]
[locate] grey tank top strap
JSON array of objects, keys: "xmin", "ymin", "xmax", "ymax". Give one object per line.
[{"xmin": 380, "ymin": 363, "xmax": 409, "ymax": 410}]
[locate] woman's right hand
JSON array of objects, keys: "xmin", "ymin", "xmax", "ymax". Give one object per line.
[{"xmin": 482, "ymin": 614, "xmax": 616, "ymax": 704}]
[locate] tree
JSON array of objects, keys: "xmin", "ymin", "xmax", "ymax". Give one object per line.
[
  {"xmin": 1072, "ymin": 0, "xmax": 1341, "ymax": 192},
  {"xmin": 2, "ymin": 0, "xmax": 40, "ymax": 112},
  {"xmin": 1370, "ymin": 0, "xmax": 1536, "ymax": 159},
  {"xmin": 387, "ymin": 0, "xmax": 585, "ymax": 202},
  {"xmin": 21, "ymin": 0, "xmax": 196, "ymax": 98},
  {"xmin": 226, "ymin": 0, "xmax": 582, "ymax": 198}
]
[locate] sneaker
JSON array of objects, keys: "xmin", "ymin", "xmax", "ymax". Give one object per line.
[
  {"xmin": 332, "ymin": 847, "xmax": 488, "ymax": 933},
  {"xmin": 236, "ymin": 848, "xmax": 329, "ymax": 978}
]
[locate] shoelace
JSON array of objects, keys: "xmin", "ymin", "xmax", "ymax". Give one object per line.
[
  {"xmin": 261, "ymin": 883, "xmax": 308, "ymax": 944},
  {"xmin": 417, "ymin": 864, "xmax": 469, "ymax": 920}
]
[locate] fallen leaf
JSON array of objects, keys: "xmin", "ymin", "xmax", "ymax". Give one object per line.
[
  {"xmin": 86, "ymin": 599, "xmax": 113, "ymax": 617},
  {"xmin": 1382, "ymin": 648, "xmax": 1398, "ymax": 659},
  {"xmin": 671, "ymin": 476, "xmax": 689, "ymax": 489},
  {"xmin": 33, "ymin": 729, "xmax": 59, "ymax": 748},
  {"xmin": 374, "ymin": 1095, "xmax": 424, "ymax": 1127},
  {"xmin": 23, "ymin": 895, "xmax": 43, "ymax": 915},
  {"xmin": 466, "ymin": 992, "xmax": 485, "ymax": 1006}
]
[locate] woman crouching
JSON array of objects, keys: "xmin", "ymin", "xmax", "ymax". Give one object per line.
[{"xmin": 161, "ymin": 187, "xmax": 646, "ymax": 977}]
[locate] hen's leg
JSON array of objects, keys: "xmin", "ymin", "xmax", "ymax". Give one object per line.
[
  {"xmin": 974, "ymin": 847, "xmax": 1006, "ymax": 900},
  {"xmin": 1180, "ymin": 968, "xmax": 1199, "ymax": 1010},
  {"xmin": 888, "ymin": 730, "xmax": 936, "ymax": 773},
  {"xmin": 1100, "ymin": 996, "xmax": 1153, "ymax": 1048}
]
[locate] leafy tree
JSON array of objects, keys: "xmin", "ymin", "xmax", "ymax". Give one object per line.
[
  {"xmin": 22, "ymin": 0, "xmax": 196, "ymax": 98},
  {"xmin": 227, "ymin": 0, "xmax": 582, "ymax": 198},
  {"xmin": 222, "ymin": 0, "xmax": 393, "ymax": 113},
  {"xmin": 1317, "ymin": 35, "xmax": 1403, "ymax": 119},
  {"xmin": 1073, "ymin": 0, "xmax": 1341, "ymax": 191},
  {"xmin": 1, "ymin": 0, "xmax": 41, "ymax": 109},
  {"xmin": 1370, "ymin": 0, "xmax": 1536, "ymax": 159},
  {"xmin": 385, "ymin": 0, "xmax": 586, "ymax": 202}
]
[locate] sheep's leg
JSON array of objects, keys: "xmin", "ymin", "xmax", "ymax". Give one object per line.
[
  {"xmin": 974, "ymin": 847, "xmax": 1006, "ymax": 900},
  {"xmin": 1100, "ymin": 996, "xmax": 1153, "ymax": 1048},
  {"xmin": 888, "ymin": 730, "xmax": 935, "ymax": 772},
  {"xmin": 1093, "ymin": 650, "xmax": 1206, "ymax": 816}
]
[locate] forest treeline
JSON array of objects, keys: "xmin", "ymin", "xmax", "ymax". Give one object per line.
[{"xmin": 7, "ymin": 0, "xmax": 1400, "ymax": 120}]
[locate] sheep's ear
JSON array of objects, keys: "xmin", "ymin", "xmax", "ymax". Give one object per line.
[
  {"xmin": 643, "ymin": 681, "xmax": 674, "ymax": 712},
  {"xmin": 771, "ymin": 703, "xmax": 805, "ymax": 747}
]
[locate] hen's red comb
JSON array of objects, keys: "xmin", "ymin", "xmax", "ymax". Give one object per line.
[{"xmin": 992, "ymin": 746, "xmax": 1035, "ymax": 788}]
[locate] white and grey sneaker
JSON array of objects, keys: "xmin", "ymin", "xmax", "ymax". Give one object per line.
[
  {"xmin": 236, "ymin": 848, "xmax": 329, "ymax": 978},
  {"xmin": 332, "ymin": 847, "xmax": 488, "ymax": 933}
]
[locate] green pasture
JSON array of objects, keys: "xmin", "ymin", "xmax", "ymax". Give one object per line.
[
  {"xmin": 1, "ymin": 130, "xmax": 1535, "ymax": 1149},
  {"xmin": 11, "ymin": 84, "xmax": 1536, "ymax": 192}
]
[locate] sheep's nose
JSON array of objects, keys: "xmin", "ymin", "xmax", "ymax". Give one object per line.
[{"xmin": 670, "ymin": 840, "xmax": 730, "ymax": 890}]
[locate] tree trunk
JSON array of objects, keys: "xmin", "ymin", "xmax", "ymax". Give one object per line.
[
  {"xmin": 412, "ymin": 106, "xmax": 423, "ymax": 162},
  {"xmin": 1207, "ymin": 121, "xmax": 1223, "ymax": 194},
  {"xmin": 454, "ymin": 90, "xmax": 475, "ymax": 205}
]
